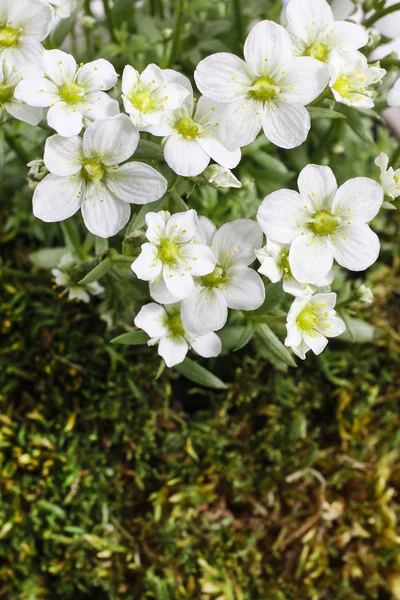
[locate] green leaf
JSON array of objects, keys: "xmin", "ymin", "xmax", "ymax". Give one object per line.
[
  {"xmin": 339, "ymin": 314, "xmax": 377, "ymax": 343},
  {"xmin": 30, "ymin": 247, "xmax": 67, "ymax": 270},
  {"xmin": 111, "ymin": 331, "xmax": 149, "ymax": 345},
  {"xmin": 234, "ymin": 324, "xmax": 254, "ymax": 352},
  {"xmin": 78, "ymin": 257, "xmax": 113, "ymax": 285},
  {"xmin": 307, "ymin": 107, "xmax": 346, "ymax": 120},
  {"xmin": 175, "ymin": 358, "xmax": 227, "ymax": 390},
  {"xmin": 339, "ymin": 105, "xmax": 374, "ymax": 143},
  {"xmin": 256, "ymin": 323, "xmax": 297, "ymax": 368},
  {"xmin": 134, "ymin": 139, "xmax": 164, "ymax": 161},
  {"xmin": 95, "ymin": 237, "xmax": 109, "ymax": 256}
]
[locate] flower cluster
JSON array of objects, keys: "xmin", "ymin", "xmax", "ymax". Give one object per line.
[{"xmin": 1, "ymin": 0, "xmax": 397, "ymax": 370}]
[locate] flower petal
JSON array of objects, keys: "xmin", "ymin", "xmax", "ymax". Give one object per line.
[
  {"xmin": 44, "ymin": 134, "xmax": 83, "ymax": 176},
  {"xmin": 121, "ymin": 64, "xmax": 139, "ymax": 95},
  {"xmin": 5, "ymin": 101, "xmax": 42, "ymax": 126},
  {"xmin": 223, "ymin": 266, "xmax": 265, "ymax": 310},
  {"xmin": 106, "ymin": 162, "xmax": 167, "ymax": 204},
  {"xmin": 131, "ymin": 243, "xmax": 162, "ymax": 281},
  {"xmin": 331, "ymin": 177, "xmax": 383, "ymax": 222},
  {"xmin": 47, "ymin": 102, "xmax": 83, "ymax": 136},
  {"xmin": 190, "ymin": 332, "xmax": 221, "ymax": 358},
  {"xmin": 257, "ymin": 189, "xmax": 305, "ymax": 244},
  {"xmin": 213, "ymin": 219, "xmax": 263, "ymax": 267},
  {"xmin": 219, "ymin": 98, "xmax": 263, "ymax": 149},
  {"xmin": 278, "ymin": 57, "xmax": 329, "ymax": 105},
  {"xmin": 9, "ymin": 0, "xmax": 52, "ymax": 39},
  {"xmin": 158, "ymin": 336, "xmax": 188, "ymax": 367},
  {"xmin": 298, "ymin": 164, "xmax": 337, "ymax": 211},
  {"xmin": 145, "ymin": 211, "xmax": 169, "ymax": 243},
  {"xmin": 164, "ymin": 135, "xmax": 210, "ymax": 177},
  {"xmin": 164, "ymin": 265, "xmax": 194, "ymax": 299},
  {"xmin": 14, "ymin": 76, "xmax": 59, "ymax": 107},
  {"xmin": 33, "ymin": 174, "xmax": 82, "ymax": 222},
  {"xmin": 263, "ymin": 100, "xmax": 310, "ymax": 149},
  {"xmin": 79, "ymin": 92, "xmax": 120, "ymax": 121},
  {"xmin": 166, "ymin": 209, "xmax": 198, "ymax": 242},
  {"xmin": 303, "ymin": 331, "xmax": 328, "ymax": 355},
  {"xmin": 81, "ymin": 184, "xmax": 130, "ymax": 238},
  {"xmin": 286, "ymin": 0, "xmax": 334, "ymax": 45},
  {"xmin": 83, "ymin": 114, "xmax": 139, "ymax": 165},
  {"xmin": 178, "ymin": 244, "xmax": 216, "ymax": 275},
  {"xmin": 326, "ymin": 21, "xmax": 368, "ymax": 52},
  {"xmin": 197, "ymin": 137, "xmax": 241, "ymax": 169},
  {"xmin": 289, "ymin": 233, "xmax": 334, "ymax": 283},
  {"xmin": 244, "ymin": 20, "xmax": 292, "ymax": 77},
  {"xmin": 134, "ymin": 302, "xmax": 168, "ymax": 338},
  {"xmin": 181, "ymin": 287, "xmax": 228, "ymax": 335},
  {"xmin": 149, "ymin": 279, "xmax": 180, "ymax": 304},
  {"xmin": 194, "ymin": 53, "xmax": 253, "ymax": 102},
  {"xmin": 76, "ymin": 59, "xmax": 118, "ymax": 92},
  {"xmin": 332, "ymin": 223, "xmax": 380, "ymax": 271},
  {"xmin": 42, "ymin": 49, "xmax": 77, "ymax": 86},
  {"xmin": 196, "ymin": 216, "xmax": 217, "ymax": 246}
]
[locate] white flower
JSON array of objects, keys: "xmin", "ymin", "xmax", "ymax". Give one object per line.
[
  {"xmin": 0, "ymin": 59, "xmax": 42, "ymax": 125},
  {"xmin": 0, "ymin": 0, "xmax": 53, "ymax": 67},
  {"xmin": 134, "ymin": 302, "xmax": 221, "ymax": 368},
  {"xmin": 15, "ymin": 49, "xmax": 119, "ymax": 137},
  {"xmin": 203, "ymin": 165, "xmax": 242, "ymax": 188},
  {"xmin": 40, "ymin": 0, "xmax": 77, "ymax": 19},
  {"xmin": 255, "ymin": 239, "xmax": 334, "ymax": 297},
  {"xmin": 286, "ymin": 0, "xmax": 368, "ymax": 65},
  {"xmin": 375, "ymin": 152, "xmax": 400, "ymax": 200},
  {"xmin": 168, "ymin": 218, "xmax": 265, "ymax": 337},
  {"xmin": 145, "ymin": 71, "xmax": 241, "ymax": 176},
  {"xmin": 52, "ymin": 252, "xmax": 104, "ymax": 303},
  {"xmin": 374, "ymin": 0, "xmax": 400, "ymax": 39},
  {"xmin": 131, "ymin": 210, "xmax": 217, "ymax": 300},
  {"xmin": 330, "ymin": 0, "xmax": 357, "ymax": 20},
  {"xmin": 329, "ymin": 50, "xmax": 386, "ymax": 108},
  {"xmin": 357, "ymin": 283, "xmax": 373, "ymax": 304},
  {"xmin": 285, "ymin": 292, "xmax": 346, "ymax": 359},
  {"xmin": 194, "ymin": 20, "xmax": 329, "ymax": 150},
  {"xmin": 33, "ymin": 114, "xmax": 167, "ymax": 238},
  {"xmin": 257, "ymin": 164, "xmax": 383, "ymax": 285},
  {"xmin": 122, "ymin": 64, "xmax": 189, "ymax": 130},
  {"xmin": 388, "ymin": 77, "xmax": 400, "ymax": 108}
]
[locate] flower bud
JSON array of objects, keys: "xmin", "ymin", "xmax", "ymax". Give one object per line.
[
  {"xmin": 81, "ymin": 15, "xmax": 96, "ymax": 30},
  {"xmin": 27, "ymin": 159, "xmax": 49, "ymax": 191},
  {"xmin": 203, "ymin": 165, "xmax": 242, "ymax": 189}
]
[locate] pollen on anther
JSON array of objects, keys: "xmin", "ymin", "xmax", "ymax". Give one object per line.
[
  {"xmin": 211, "ymin": 106, "xmax": 215, "ymax": 111},
  {"xmin": 80, "ymin": 62, "xmax": 84, "ymax": 66},
  {"xmin": 225, "ymin": 251, "xmax": 229, "ymax": 256},
  {"xmin": 326, "ymin": 323, "xmax": 331, "ymax": 329}
]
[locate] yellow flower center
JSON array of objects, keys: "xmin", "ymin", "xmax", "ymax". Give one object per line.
[
  {"xmin": 82, "ymin": 158, "xmax": 106, "ymax": 184},
  {"xmin": 394, "ymin": 174, "xmax": 399, "ymax": 184},
  {"xmin": 157, "ymin": 239, "xmax": 180, "ymax": 264},
  {"xmin": 333, "ymin": 75, "xmax": 351, "ymax": 97},
  {"xmin": 201, "ymin": 266, "xmax": 228, "ymax": 289},
  {"xmin": 0, "ymin": 83, "xmax": 14, "ymax": 104},
  {"xmin": 249, "ymin": 76, "xmax": 279, "ymax": 101},
  {"xmin": 176, "ymin": 117, "xmax": 200, "ymax": 139},
  {"xmin": 130, "ymin": 89, "xmax": 156, "ymax": 113},
  {"xmin": 305, "ymin": 41, "xmax": 329, "ymax": 63},
  {"xmin": 310, "ymin": 210, "xmax": 340, "ymax": 236},
  {"xmin": 58, "ymin": 82, "xmax": 85, "ymax": 105},
  {"xmin": 0, "ymin": 26, "xmax": 20, "ymax": 48},
  {"xmin": 166, "ymin": 312, "xmax": 185, "ymax": 338},
  {"xmin": 297, "ymin": 306, "xmax": 317, "ymax": 331}
]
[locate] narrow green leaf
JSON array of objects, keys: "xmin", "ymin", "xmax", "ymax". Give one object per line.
[
  {"xmin": 308, "ymin": 107, "xmax": 346, "ymax": 120},
  {"xmin": 78, "ymin": 257, "xmax": 113, "ymax": 285},
  {"xmin": 95, "ymin": 237, "xmax": 109, "ymax": 256},
  {"xmin": 257, "ymin": 323, "xmax": 297, "ymax": 368},
  {"xmin": 111, "ymin": 331, "xmax": 149, "ymax": 345},
  {"xmin": 30, "ymin": 247, "xmax": 67, "ymax": 270},
  {"xmin": 339, "ymin": 313, "xmax": 377, "ymax": 343},
  {"xmin": 175, "ymin": 358, "xmax": 227, "ymax": 390},
  {"xmin": 339, "ymin": 105, "xmax": 374, "ymax": 143},
  {"xmin": 134, "ymin": 140, "xmax": 164, "ymax": 161},
  {"xmin": 234, "ymin": 324, "xmax": 254, "ymax": 351}
]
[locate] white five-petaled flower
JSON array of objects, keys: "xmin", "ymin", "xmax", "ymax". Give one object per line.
[
  {"xmin": 329, "ymin": 50, "xmax": 386, "ymax": 109},
  {"xmin": 131, "ymin": 210, "xmax": 217, "ymax": 300},
  {"xmin": 39, "ymin": 0, "xmax": 77, "ymax": 20},
  {"xmin": 194, "ymin": 20, "xmax": 329, "ymax": 150},
  {"xmin": 146, "ymin": 71, "xmax": 241, "ymax": 176},
  {"xmin": 0, "ymin": 59, "xmax": 42, "ymax": 125},
  {"xmin": 0, "ymin": 0, "xmax": 52, "ymax": 67},
  {"xmin": 375, "ymin": 152, "xmax": 400, "ymax": 200},
  {"xmin": 134, "ymin": 301, "xmax": 221, "ymax": 368},
  {"xmin": 161, "ymin": 218, "xmax": 265, "ymax": 337},
  {"xmin": 285, "ymin": 292, "xmax": 346, "ymax": 359},
  {"xmin": 15, "ymin": 49, "xmax": 119, "ymax": 137},
  {"xmin": 388, "ymin": 77, "xmax": 400, "ymax": 108},
  {"xmin": 255, "ymin": 239, "xmax": 334, "ymax": 297},
  {"xmin": 203, "ymin": 165, "xmax": 242, "ymax": 189},
  {"xmin": 33, "ymin": 114, "xmax": 167, "ymax": 238},
  {"xmin": 52, "ymin": 252, "xmax": 104, "ymax": 303},
  {"xmin": 257, "ymin": 164, "xmax": 383, "ymax": 285},
  {"xmin": 286, "ymin": 0, "xmax": 368, "ymax": 65},
  {"xmin": 122, "ymin": 64, "xmax": 189, "ymax": 130}
]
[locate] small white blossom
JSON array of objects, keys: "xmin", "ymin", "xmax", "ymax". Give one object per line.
[
  {"xmin": 147, "ymin": 72, "xmax": 241, "ymax": 176},
  {"xmin": 15, "ymin": 49, "xmax": 119, "ymax": 137},
  {"xmin": 131, "ymin": 210, "xmax": 217, "ymax": 300},
  {"xmin": 0, "ymin": 0, "xmax": 53, "ymax": 67},
  {"xmin": 152, "ymin": 218, "xmax": 265, "ymax": 337},
  {"xmin": 122, "ymin": 64, "xmax": 189, "ymax": 130},
  {"xmin": 286, "ymin": 0, "xmax": 368, "ymax": 65},
  {"xmin": 375, "ymin": 152, "xmax": 400, "ymax": 200},
  {"xmin": 329, "ymin": 50, "xmax": 386, "ymax": 109},
  {"xmin": 388, "ymin": 77, "xmax": 400, "ymax": 108},
  {"xmin": 255, "ymin": 239, "xmax": 334, "ymax": 297},
  {"xmin": 374, "ymin": 0, "xmax": 400, "ymax": 39},
  {"xmin": 33, "ymin": 114, "xmax": 167, "ymax": 238},
  {"xmin": 134, "ymin": 302, "xmax": 221, "ymax": 367},
  {"xmin": 203, "ymin": 165, "xmax": 242, "ymax": 188},
  {"xmin": 40, "ymin": 0, "xmax": 77, "ymax": 20},
  {"xmin": 285, "ymin": 292, "xmax": 346, "ymax": 359},
  {"xmin": 357, "ymin": 283, "xmax": 373, "ymax": 304},
  {"xmin": 257, "ymin": 164, "xmax": 383, "ymax": 285},
  {"xmin": 0, "ymin": 59, "xmax": 42, "ymax": 125},
  {"xmin": 52, "ymin": 252, "xmax": 104, "ymax": 303},
  {"xmin": 194, "ymin": 20, "xmax": 329, "ymax": 150}
]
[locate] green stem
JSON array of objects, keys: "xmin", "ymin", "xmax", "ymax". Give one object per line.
[
  {"xmin": 62, "ymin": 221, "xmax": 86, "ymax": 262},
  {"xmin": 363, "ymin": 2, "xmax": 400, "ymax": 27},
  {"xmin": 4, "ymin": 131, "xmax": 30, "ymax": 165},
  {"xmin": 168, "ymin": 0, "xmax": 184, "ymax": 67},
  {"xmin": 232, "ymin": 0, "xmax": 244, "ymax": 46},
  {"xmin": 102, "ymin": 0, "xmax": 116, "ymax": 42}
]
